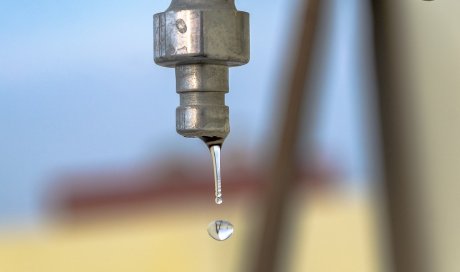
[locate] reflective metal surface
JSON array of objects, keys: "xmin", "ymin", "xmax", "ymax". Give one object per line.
[{"xmin": 153, "ymin": 0, "xmax": 250, "ymax": 143}]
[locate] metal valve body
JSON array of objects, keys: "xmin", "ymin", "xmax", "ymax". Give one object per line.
[{"xmin": 154, "ymin": 0, "xmax": 250, "ymax": 143}]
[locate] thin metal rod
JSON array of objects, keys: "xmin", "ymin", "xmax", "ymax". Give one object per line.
[{"xmin": 252, "ymin": 0, "xmax": 322, "ymax": 271}]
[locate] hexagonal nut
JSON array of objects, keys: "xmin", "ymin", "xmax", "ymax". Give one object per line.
[
  {"xmin": 176, "ymin": 105, "xmax": 229, "ymax": 138},
  {"xmin": 154, "ymin": 9, "xmax": 249, "ymax": 67}
]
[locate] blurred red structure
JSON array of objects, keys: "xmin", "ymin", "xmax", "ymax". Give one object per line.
[{"xmin": 44, "ymin": 152, "xmax": 339, "ymax": 220}]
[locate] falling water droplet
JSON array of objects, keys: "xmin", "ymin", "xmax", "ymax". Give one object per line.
[
  {"xmin": 209, "ymin": 144, "xmax": 223, "ymax": 205},
  {"xmin": 207, "ymin": 220, "xmax": 234, "ymax": 241}
]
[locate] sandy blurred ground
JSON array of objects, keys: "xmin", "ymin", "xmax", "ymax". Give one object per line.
[{"xmin": 0, "ymin": 188, "xmax": 381, "ymax": 272}]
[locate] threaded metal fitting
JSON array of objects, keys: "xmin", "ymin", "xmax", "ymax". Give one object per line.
[{"xmin": 154, "ymin": 0, "xmax": 249, "ymax": 143}]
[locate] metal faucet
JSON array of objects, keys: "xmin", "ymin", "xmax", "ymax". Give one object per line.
[{"xmin": 153, "ymin": 0, "xmax": 250, "ymax": 147}]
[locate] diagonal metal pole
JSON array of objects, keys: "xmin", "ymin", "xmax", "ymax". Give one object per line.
[
  {"xmin": 371, "ymin": 2, "xmax": 431, "ymax": 271},
  {"xmin": 252, "ymin": 1, "xmax": 322, "ymax": 271}
]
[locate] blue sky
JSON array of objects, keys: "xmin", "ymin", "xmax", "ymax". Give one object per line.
[{"xmin": 0, "ymin": 0, "xmax": 373, "ymax": 223}]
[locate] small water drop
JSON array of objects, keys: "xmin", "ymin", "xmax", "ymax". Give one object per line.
[{"xmin": 207, "ymin": 220, "xmax": 234, "ymax": 241}]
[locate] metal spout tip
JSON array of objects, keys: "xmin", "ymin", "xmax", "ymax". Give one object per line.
[
  {"xmin": 175, "ymin": 64, "xmax": 230, "ymax": 140},
  {"xmin": 200, "ymin": 136, "xmax": 225, "ymax": 147}
]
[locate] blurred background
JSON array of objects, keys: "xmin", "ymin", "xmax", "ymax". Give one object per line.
[{"xmin": 0, "ymin": 0, "xmax": 459, "ymax": 271}]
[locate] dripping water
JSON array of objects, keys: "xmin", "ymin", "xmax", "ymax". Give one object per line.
[
  {"xmin": 201, "ymin": 137, "xmax": 224, "ymax": 205},
  {"xmin": 207, "ymin": 220, "xmax": 234, "ymax": 241},
  {"xmin": 201, "ymin": 137, "xmax": 234, "ymax": 241},
  {"xmin": 209, "ymin": 145, "xmax": 222, "ymax": 204}
]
